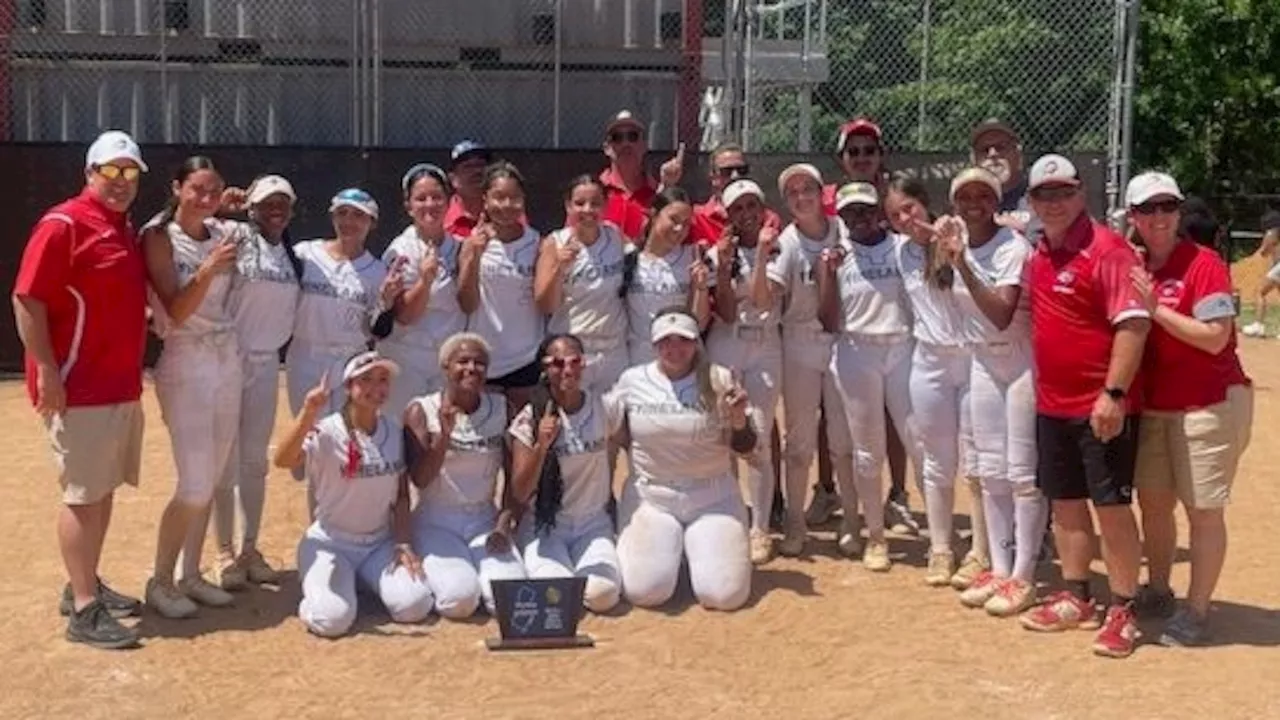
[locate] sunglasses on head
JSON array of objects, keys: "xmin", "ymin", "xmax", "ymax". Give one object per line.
[
  {"xmin": 1030, "ymin": 185, "xmax": 1079, "ymax": 202},
  {"xmin": 95, "ymin": 164, "xmax": 141, "ymax": 181},
  {"xmin": 544, "ymin": 354, "xmax": 585, "ymax": 370},
  {"xmin": 842, "ymin": 145, "xmax": 881, "ymax": 158},
  {"xmin": 1132, "ymin": 199, "xmax": 1182, "ymax": 216},
  {"xmin": 609, "ymin": 130, "xmax": 642, "ymax": 144},
  {"xmin": 716, "ymin": 164, "xmax": 750, "ymax": 179}
]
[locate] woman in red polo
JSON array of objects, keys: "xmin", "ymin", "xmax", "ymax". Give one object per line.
[{"xmin": 1126, "ymin": 171, "xmax": 1253, "ymax": 647}]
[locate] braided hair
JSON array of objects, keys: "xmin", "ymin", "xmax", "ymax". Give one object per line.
[{"xmin": 530, "ymin": 333, "xmax": 586, "ymax": 534}]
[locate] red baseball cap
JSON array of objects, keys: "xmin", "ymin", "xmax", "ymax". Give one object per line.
[{"xmin": 836, "ymin": 118, "xmax": 882, "ymax": 151}]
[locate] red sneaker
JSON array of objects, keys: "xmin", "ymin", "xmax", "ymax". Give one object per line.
[
  {"xmin": 1019, "ymin": 590, "xmax": 1100, "ymax": 632},
  {"xmin": 1092, "ymin": 604, "xmax": 1139, "ymax": 658}
]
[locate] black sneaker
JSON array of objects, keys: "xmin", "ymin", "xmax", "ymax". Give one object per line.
[
  {"xmin": 1134, "ymin": 584, "xmax": 1177, "ymax": 620},
  {"xmin": 1158, "ymin": 606, "xmax": 1210, "ymax": 647},
  {"xmin": 59, "ymin": 578, "xmax": 143, "ymax": 619},
  {"xmin": 66, "ymin": 599, "xmax": 141, "ymax": 650}
]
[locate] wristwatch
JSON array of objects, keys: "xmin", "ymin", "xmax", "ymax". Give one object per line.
[{"xmin": 1104, "ymin": 387, "xmax": 1126, "ymax": 401}]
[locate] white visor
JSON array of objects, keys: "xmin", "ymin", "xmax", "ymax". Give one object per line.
[{"xmin": 650, "ymin": 312, "xmax": 701, "ymax": 344}]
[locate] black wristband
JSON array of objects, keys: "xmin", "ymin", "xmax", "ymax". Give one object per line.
[{"xmin": 730, "ymin": 423, "xmax": 757, "ymax": 454}]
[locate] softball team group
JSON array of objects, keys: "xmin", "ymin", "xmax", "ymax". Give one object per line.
[{"xmin": 18, "ymin": 121, "xmax": 1252, "ymax": 661}]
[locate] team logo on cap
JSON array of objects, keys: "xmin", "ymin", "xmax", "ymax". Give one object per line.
[{"xmin": 1044, "ymin": 160, "xmax": 1059, "ymax": 174}]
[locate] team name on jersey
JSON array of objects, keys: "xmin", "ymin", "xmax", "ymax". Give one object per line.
[
  {"xmin": 555, "ymin": 435, "xmax": 606, "ymax": 457},
  {"xmin": 567, "ymin": 258, "xmax": 626, "ymax": 285},
  {"xmin": 449, "ymin": 433, "xmax": 505, "ymax": 453},
  {"xmin": 480, "ymin": 262, "xmax": 535, "ymax": 280},
  {"xmin": 300, "ymin": 279, "xmax": 371, "ymax": 304},
  {"xmin": 629, "ymin": 276, "xmax": 691, "ymax": 296},
  {"xmin": 240, "ymin": 265, "xmax": 297, "ymax": 285},
  {"xmin": 630, "ymin": 400, "xmax": 709, "ymax": 415},
  {"xmin": 348, "ymin": 457, "xmax": 407, "ymax": 479}
]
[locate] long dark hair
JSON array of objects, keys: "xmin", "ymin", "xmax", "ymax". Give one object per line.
[
  {"xmin": 887, "ymin": 175, "xmax": 951, "ymax": 290},
  {"xmin": 531, "ymin": 333, "xmax": 586, "ymax": 534},
  {"xmin": 154, "ymin": 155, "xmax": 220, "ymax": 229},
  {"xmin": 621, "ymin": 186, "xmax": 692, "ymax": 299}
]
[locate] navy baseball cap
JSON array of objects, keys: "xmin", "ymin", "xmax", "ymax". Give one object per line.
[{"xmin": 450, "ymin": 140, "xmax": 491, "ymax": 167}]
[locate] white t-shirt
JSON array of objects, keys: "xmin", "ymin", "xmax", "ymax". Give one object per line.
[
  {"xmin": 508, "ymin": 393, "xmax": 611, "ymax": 521},
  {"xmin": 958, "ymin": 227, "xmax": 1033, "ymax": 344},
  {"xmin": 379, "ymin": 226, "xmax": 465, "ymax": 354},
  {"xmin": 226, "ymin": 223, "xmax": 299, "ymax": 354},
  {"xmin": 897, "ymin": 238, "xmax": 967, "ymax": 347},
  {"xmin": 626, "ymin": 244, "xmax": 697, "ymax": 365},
  {"xmin": 292, "ymin": 240, "xmax": 388, "ymax": 354},
  {"xmin": 303, "ymin": 412, "xmax": 404, "ymax": 538},
  {"xmin": 414, "ymin": 391, "xmax": 508, "ymax": 510},
  {"xmin": 546, "ymin": 225, "xmax": 628, "ymax": 353},
  {"xmin": 706, "ymin": 242, "xmax": 785, "ymax": 328},
  {"xmin": 469, "ymin": 228, "xmax": 543, "ymax": 378},
  {"xmin": 147, "ymin": 218, "xmax": 237, "ymax": 340},
  {"xmin": 604, "ymin": 363, "xmax": 741, "ymax": 485},
  {"xmin": 775, "ymin": 218, "xmax": 843, "ymax": 332},
  {"xmin": 835, "ymin": 232, "xmax": 913, "ymax": 336}
]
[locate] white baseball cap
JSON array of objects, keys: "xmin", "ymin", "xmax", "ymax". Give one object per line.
[
  {"xmin": 247, "ymin": 175, "xmax": 296, "ymax": 206},
  {"xmin": 949, "ymin": 166, "xmax": 1003, "ymax": 203},
  {"xmin": 1125, "ymin": 171, "xmax": 1184, "ymax": 207},
  {"xmin": 1028, "ymin": 154, "xmax": 1080, "ymax": 190},
  {"xmin": 329, "ymin": 188, "xmax": 379, "ymax": 219},
  {"xmin": 777, "ymin": 163, "xmax": 823, "ymax": 195},
  {"xmin": 722, "ymin": 179, "xmax": 765, "ymax": 209},
  {"xmin": 86, "ymin": 130, "xmax": 147, "ymax": 172},
  {"xmin": 342, "ymin": 350, "xmax": 400, "ymax": 383},
  {"xmin": 650, "ymin": 311, "xmax": 701, "ymax": 344},
  {"xmin": 834, "ymin": 182, "xmax": 879, "ymax": 211}
]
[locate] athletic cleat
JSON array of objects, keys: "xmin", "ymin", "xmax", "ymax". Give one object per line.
[
  {"xmin": 986, "ymin": 578, "xmax": 1037, "ymax": 617},
  {"xmin": 1092, "ymin": 604, "xmax": 1139, "ymax": 658},
  {"xmin": 805, "ymin": 485, "xmax": 840, "ymax": 527},
  {"xmin": 66, "ymin": 599, "xmax": 141, "ymax": 650},
  {"xmin": 959, "ymin": 571, "xmax": 1000, "ymax": 608},
  {"xmin": 925, "ymin": 550, "xmax": 955, "ymax": 587},
  {"xmin": 950, "ymin": 552, "xmax": 990, "ymax": 590},
  {"xmin": 178, "ymin": 576, "xmax": 235, "ymax": 608},
  {"xmin": 749, "ymin": 529, "xmax": 775, "ymax": 565},
  {"xmin": 1158, "ymin": 607, "xmax": 1210, "ymax": 647},
  {"xmin": 1134, "ymin": 584, "xmax": 1176, "ymax": 620},
  {"xmin": 1241, "ymin": 321, "xmax": 1266, "ymax": 338},
  {"xmin": 778, "ymin": 523, "xmax": 807, "ymax": 558},
  {"xmin": 218, "ymin": 552, "xmax": 248, "ymax": 591},
  {"xmin": 836, "ymin": 518, "xmax": 861, "ymax": 557},
  {"xmin": 146, "ymin": 578, "xmax": 199, "ymax": 619},
  {"xmin": 862, "ymin": 540, "xmax": 891, "ymax": 572},
  {"xmin": 1019, "ymin": 590, "xmax": 1100, "ymax": 632},
  {"xmin": 885, "ymin": 500, "xmax": 920, "ymax": 536},
  {"xmin": 59, "ymin": 578, "xmax": 142, "ymax": 619},
  {"xmin": 242, "ymin": 548, "xmax": 282, "ymax": 585}
]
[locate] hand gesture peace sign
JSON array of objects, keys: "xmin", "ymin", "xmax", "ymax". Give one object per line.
[{"xmin": 303, "ymin": 372, "xmax": 331, "ymax": 415}]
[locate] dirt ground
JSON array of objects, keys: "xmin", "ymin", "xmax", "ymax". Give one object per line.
[{"xmin": 2, "ymin": 343, "xmax": 1278, "ymax": 720}]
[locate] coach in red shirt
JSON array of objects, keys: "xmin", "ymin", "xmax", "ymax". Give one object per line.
[
  {"xmin": 1018, "ymin": 154, "xmax": 1149, "ymax": 659},
  {"xmin": 599, "ymin": 110, "xmax": 683, "ymax": 242},
  {"xmin": 1124, "ymin": 172, "xmax": 1253, "ymax": 647},
  {"xmin": 690, "ymin": 142, "xmax": 782, "ymax": 247},
  {"xmin": 12, "ymin": 130, "xmax": 149, "ymax": 649}
]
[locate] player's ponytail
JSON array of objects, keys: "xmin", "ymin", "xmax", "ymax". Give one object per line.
[
  {"xmin": 153, "ymin": 155, "xmax": 220, "ymax": 230},
  {"xmin": 693, "ymin": 344, "xmax": 717, "ymax": 417}
]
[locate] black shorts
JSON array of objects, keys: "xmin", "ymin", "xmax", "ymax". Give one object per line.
[
  {"xmin": 487, "ymin": 359, "xmax": 541, "ymax": 390},
  {"xmin": 1035, "ymin": 414, "xmax": 1140, "ymax": 506}
]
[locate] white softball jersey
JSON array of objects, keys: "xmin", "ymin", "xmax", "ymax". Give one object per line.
[
  {"xmin": 469, "ymin": 228, "xmax": 544, "ymax": 378},
  {"xmin": 604, "ymin": 363, "xmax": 738, "ymax": 485},
  {"xmin": 546, "ymin": 225, "xmax": 628, "ymax": 353},
  {"xmin": 303, "ymin": 412, "xmax": 405, "ymax": 539},
  {"xmin": 225, "ymin": 222, "xmax": 300, "ymax": 354},
  {"xmin": 956, "ymin": 227, "xmax": 1033, "ymax": 344},
  {"xmin": 379, "ymin": 227, "xmax": 466, "ymax": 353},
  {"xmin": 706, "ymin": 242, "xmax": 786, "ymax": 328},
  {"xmin": 292, "ymin": 240, "xmax": 388, "ymax": 353},
  {"xmin": 413, "ymin": 391, "xmax": 508, "ymax": 510},
  {"xmin": 896, "ymin": 239, "xmax": 968, "ymax": 346},
  {"xmin": 835, "ymin": 233, "xmax": 913, "ymax": 336},
  {"xmin": 625, "ymin": 244, "xmax": 697, "ymax": 365},
  {"xmin": 776, "ymin": 219, "xmax": 844, "ymax": 334},
  {"xmin": 509, "ymin": 393, "xmax": 612, "ymax": 521},
  {"xmin": 147, "ymin": 218, "xmax": 237, "ymax": 340}
]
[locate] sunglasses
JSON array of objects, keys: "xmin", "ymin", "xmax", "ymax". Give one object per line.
[
  {"xmin": 1132, "ymin": 199, "xmax": 1182, "ymax": 216},
  {"xmin": 716, "ymin": 164, "xmax": 751, "ymax": 179},
  {"xmin": 609, "ymin": 130, "xmax": 642, "ymax": 144},
  {"xmin": 1030, "ymin": 185, "xmax": 1079, "ymax": 203},
  {"xmin": 842, "ymin": 146, "xmax": 881, "ymax": 158},
  {"xmin": 95, "ymin": 164, "xmax": 141, "ymax": 181},
  {"xmin": 544, "ymin": 355, "xmax": 585, "ymax": 370}
]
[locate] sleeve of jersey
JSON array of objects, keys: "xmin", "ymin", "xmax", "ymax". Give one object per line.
[
  {"xmin": 301, "ymin": 425, "xmax": 330, "ymax": 483},
  {"xmin": 993, "ymin": 237, "xmax": 1032, "ymax": 287},
  {"xmin": 507, "ymin": 403, "xmax": 536, "ymax": 448},
  {"xmin": 602, "ymin": 379, "xmax": 628, "ymax": 437},
  {"xmin": 13, "ymin": 218, "xmax": 74, "ymax": 303},
  {"xmin": 1095, "ymin": 248, "xmax": 1150, "ymax": 325},
  {"xmin": 1190, "ymin": 252, "xmax": 1237, "ymax": 321}
]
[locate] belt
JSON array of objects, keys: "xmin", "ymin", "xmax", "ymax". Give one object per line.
[
  {"xmin": 732, "ymin": 325, "xmax": 776, "ymax": 343},
  {"xmin": 783, "ymin": 325, "xmax": 831, "ymax": 343},
  {"xmin": 917, "ymin": 340, "xmax": 971, "ymax": 355},
  {"xmin": 314, "ymin": 522, "xmax": 389, "ymax": 546},
  {"xmin": 842, "ymin": 332, "xmax": 910, "ymax": 346},
  {"xmin": 165, "ymin": 329, "xmax": 236, "ymax": 349}
]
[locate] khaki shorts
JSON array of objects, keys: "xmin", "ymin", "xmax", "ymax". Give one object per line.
[
  {"xmin": 1134, "ymin": 385, "xmax": 1253, "ymax": 509},
  {"xmin": 46, "ymin": 402, "xmax": 145, "ymax": 506}
]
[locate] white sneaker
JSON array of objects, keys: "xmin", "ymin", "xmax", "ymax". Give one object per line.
[
  {"xmin": 146, "ymin": 578, "xmax": 199, "ymax": 619},
  {"xmin": 178, "ymin": 576, "xmax": 235, "ymax": 607},
  {"xmin": 749, "ymin": 529, "xmax": 775, "ymax": 565},
  {"xmin": 1242, "ymin": 321, "xmax": 1266, "ymax": 337}
]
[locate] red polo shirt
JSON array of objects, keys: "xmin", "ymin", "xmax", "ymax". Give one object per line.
[
  {"xmin": 821, "ymin": 183, "xmax": 839, "ymax": 217},
  {"xmin": 690, "ymin": 198, "xmax": 783, "ymax": 247},
  {"xmin": 1142, "ymin": 240, "xmax": 1250, "ymax": 411},
  {"xmin": 1027, "ymin": 213, "xmax": 1149, "ymax": 418},
  {"xmin": 600, "ymin": 167, "xmax": 656, "ymax": 242},
  {"xmin": 445, "ymin": 194, "xmax": 528, "ymax": 238},
  {"xmin": 13, "ymin": 188, "xmax": 148, "ymax": 408}
]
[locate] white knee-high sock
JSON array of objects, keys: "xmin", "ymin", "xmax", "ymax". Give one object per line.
[
  {"xmin": 1012, "ymin": 485, "xmax": 1049, "ymax": 581},
  {"xmin": 965, "ymin": 476, "xmax": 989, "ymax": 562},
  {"xmin": 983, "ymin": 489, "xmax": 1015, "ymax": 578},
  {"xmin": 241, "ymin": 477, "xmax": 267, "ymax": 546},
  {"xmin": 832, "ymin": 456, "xmax": 859, "ymax": 528},
  {"xmin": 924, "ymin": 483, "xmax": 955, "ymax": 553}
]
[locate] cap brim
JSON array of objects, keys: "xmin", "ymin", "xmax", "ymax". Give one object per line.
[
  {"xmin": 836, "ymin": 198, "xmax": 877, "ymax": 211},
  {"xmin": 607, "ymin": 118, "xmax": 644, "ymax": 134},
  {"xmin": 94, "ymin": 154, "xmax": 148, "ymax": 173},
  {"xmin": 652, "ymin": 328, "xmax": 699, "ymax": 343},
  {"xmin": 1030, "ymin": 178, "xmax": 1081, "ymax": 191},
  {"xmin": 451, "ymin": 149, "xmax": 490, "ymax": 167},
  {"xmin": 971, "ymin": 122, "xmax": 1018, "ymax": 145},
  {"xmin": 347, "ymin": 358, "xmax": 400, "ymax": 382},
  {"xmin": 1129, "ymin": 189, "xmax": 1184, "ymax": 207},
  {"xmin": 330, "ymin": 199, "xmax": 378, "ymax": 218}
]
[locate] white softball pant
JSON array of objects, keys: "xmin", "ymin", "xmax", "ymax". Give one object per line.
[
  {"xmin": 213, "ymin": 350, "xmax": 279, "ymax": 553},
  {"xmin": 378, "ymin": 339, "xmax": 443, "ymax": 421},
  {"xmin": 520, "ymin": 511, "xmax": 621, "ymax": 614},
  {"xmin": 970, "ymin": 341, "xmax": 1045, "ymax": 581},
  {"xmin": 411, "ymin": 505, "xmax": 527, "ymax": 619},
  {"xmin": 706, "ymin": 325, "xmax": 782, "ymax": 533},
  {"xmin": 909, "ymin": 342, "xmax": 972, "ymax": 553},
  {"xmin": 582, "ymin": 344, "xmax": 629, "ymax": 395},
  {"xmin": 830, "ymin": 335, "xmax": 917, "ymax": 538},
  {"xmin": 296, "ymin": 523, "xmax": 434, "ymax": 637},
  {"xmin": 616, "ymin": 475, "xmax": 752, "ymax": 611},
  {"xmin": 780, "ymin": 330, "xmax": 855, "ymax": 528}
]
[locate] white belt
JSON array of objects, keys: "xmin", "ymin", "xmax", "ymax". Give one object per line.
[
  {"xmin": 842, "ymin": 332, "xmax": 910, "ymax": 346},
  {"xmin": 917, "ymin": 340, "xmax": 971, "ymax": 356},
  {"xmin": 314, "ymin": 522, "xmax": 389, "ymax": 547},
  {"xmin": 730, "ymin": 325, "xmax": 777, "ymax": 343}
]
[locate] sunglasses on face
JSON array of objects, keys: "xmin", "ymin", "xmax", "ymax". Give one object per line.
[
  {"xmin": 1132, "ymin": 199, "xmax": 1182, "ymax": 216},
  {"xmin": 842, "ymin": 145, "xmax": 881, "ymax": 158},
  {"xmin": 609, "ymin": 130, "xmax": 642, "ymax": 144},
  {"xmin": 544, "ymin": 355, "xmax": 585, "ymax": 370},
  {"xmin": 1030, "ymin": 185, "xmax": 1079, "ymax": 203},
  {"xmin": 716, "ymin": 164, "xmax": 750, "ymax": 179},
  {"xmin": 95, "ymin": 164, "xmax": 141, "ymax": 182}
]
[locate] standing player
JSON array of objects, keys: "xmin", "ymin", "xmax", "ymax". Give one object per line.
[
  {"xmin": 456, "ymin": 162, "xmax": 543, "ymax": 413},
  {"xmin": 213, "ymin": 175, "xmax": 300, "ymax": 590},
  {"xmin": 773, "ymin": 164, "xmax": 858, "ymax": 557},
  {"xmin": 535, "ymin": 175, "xmax": 629, "ymax": 393},
  {"xmin": 379, "ymin": 163, "xmax": 465, "ymax": 415},
  {"xmin": 598, "ymin": 110, "xmax": 684, "ymax": 242},
  {"xmin": 704, "ymin": 179, "xmax": 785, "ymax": 563},
  {"xmin": 143, "ymin": 157, "xmax": 243, "ymax": 617},
  {"xmin": 818, "ymin": 183, "xmax": 918, "ymax": 572},
  {"xmin": 14, "ymin": 130, "xmax": 148, "ymax": 648},
  {"xmin": 690, "ymin": 143, "xmax": 783, "ymax": 245},
  {"xmin": 1240, "ymin": 209, "xmax": 1280, "ymax": 337},
  {"xmin": 273, "ymin": 350, "xmax": 434, "ymax": 637},
  {"xmin": 1017, "ymin": 155, "xmax": 1149, "ymax": 659}
]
